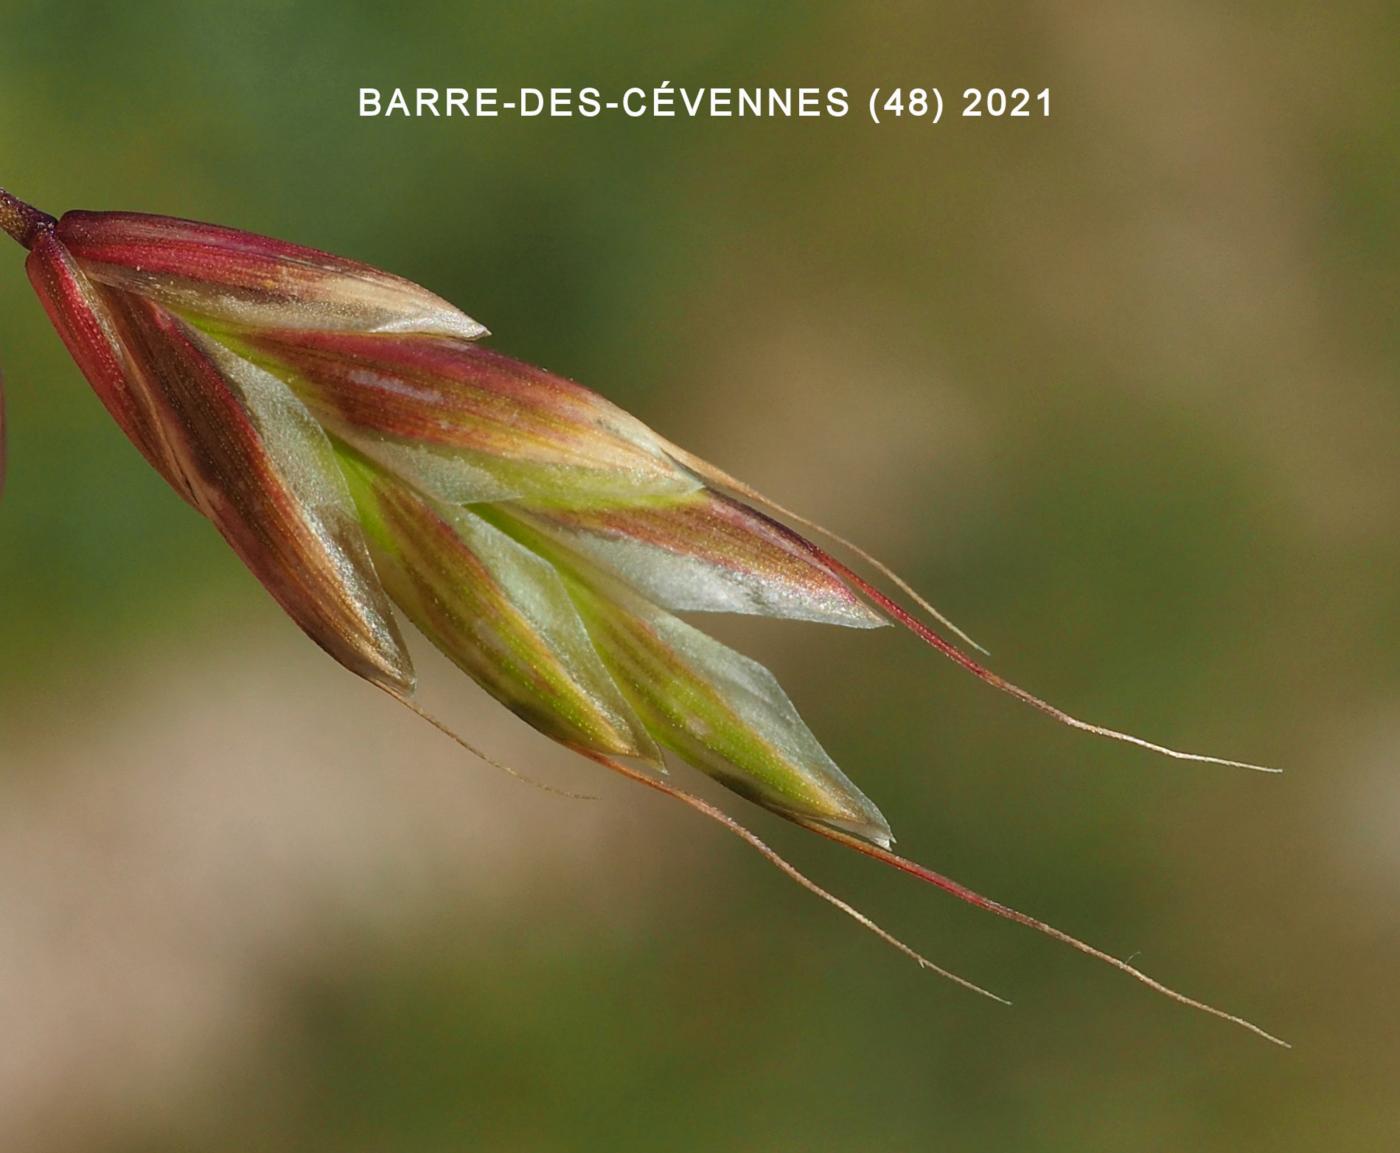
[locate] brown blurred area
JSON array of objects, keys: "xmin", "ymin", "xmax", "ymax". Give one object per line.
[{"xmin": 1, "ymin": 3, "xmax": 1396, "ymax": 1150}]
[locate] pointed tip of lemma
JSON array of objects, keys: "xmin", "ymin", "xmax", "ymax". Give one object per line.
[{"xmin": 819, "ymin": 805, "xmax": 895, "ymax": 851}]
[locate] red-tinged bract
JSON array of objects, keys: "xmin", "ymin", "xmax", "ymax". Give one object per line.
[{"xmin": 56, "ymin": 210, "xmax": 489, "ymax": 340}]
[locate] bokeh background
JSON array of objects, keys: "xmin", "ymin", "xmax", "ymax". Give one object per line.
[{"xmin": 2, "ymin": 3, "xmax": 1397, "ymax": 1150}]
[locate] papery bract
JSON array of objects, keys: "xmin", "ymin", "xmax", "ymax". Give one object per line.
[
  {"xmin": 511, "ymin": 489, "xmax": 887, "ymax": 628},
  {"xmin": 485, "ymin": 503, "xmax": 893, "ymax": 844},
  {"xmin": 233, "ymin": 328, "xmax": 702, "ymax": 505},
  {"xmin": 25, "ymin": 224, "xmax": 412, "ymax": 691},
  {"xmin": 26, "ymin": 233, "xmax": 195, "ymax": 500},
  {"xmin": 345, "ymin": 456, "xmax": 661, "ymax": 762},
  {"xmin": 56, "ymin": 210, "xmax": 488, "ymax": 340}
]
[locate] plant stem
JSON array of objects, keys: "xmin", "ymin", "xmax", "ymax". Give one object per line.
[{"xmin": 0, "ymin": 188, "xmax": 56, "ymax": 249}]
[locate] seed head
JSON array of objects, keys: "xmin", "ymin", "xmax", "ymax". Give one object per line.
[{"xmin": 0, "ymin": 188, "xmax": 1285, "ymax": 1044}]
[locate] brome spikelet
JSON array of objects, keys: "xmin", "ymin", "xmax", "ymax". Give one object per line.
[{"xmin": 0, "ymin": 188, "xmax": 1284, "ymax": 1044}]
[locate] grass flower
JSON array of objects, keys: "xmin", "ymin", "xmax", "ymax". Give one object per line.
[{"xmin": 0, "ymin": 187, "xmax": 1284, "ymax": 1044}]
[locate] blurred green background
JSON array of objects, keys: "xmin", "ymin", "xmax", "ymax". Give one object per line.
[{"xmin": 2, "ymin": 3, "xmax": 1397, "ymax": 1150}]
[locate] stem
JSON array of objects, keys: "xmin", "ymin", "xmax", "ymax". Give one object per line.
[{"xmin": 0, "ymin": 188, "xmax": 56, "ymax": 249}]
